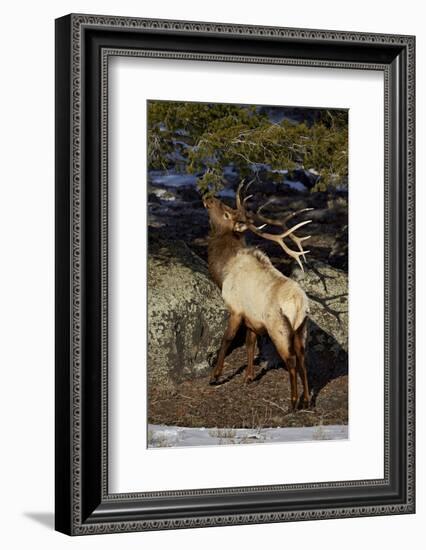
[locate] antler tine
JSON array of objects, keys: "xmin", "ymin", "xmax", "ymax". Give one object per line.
[
  {"xmin": 236, "ymin": 178, "xmax": 256, "ymax": 215},
  {"xmin": 280, "ymin": 219, "xmax": 312, "ymax": 263},
  {"xmin": 254, "ymin": 205, "xmax": 313, "ymax": 263},
  {"xmin": 282, "ymin": 207, "xmax": 314, "ymax": 224},
  {"xmin": 256, "ymin": 205, "xmax": 313, "ymax": 227},
  {"xmin": 256, "ymin": 199, "xmax": 277, "ymax": 221},
  {"xmin": 280, "ymin": 219, "xmax": 312, "ymax": 239},
  {"xmin": 236, "ymin": 182, "xmax": 244, "ymax": 211},
  {"xmin": 247, "ymin": 223, "xmax": 310, "ymax": 271},
  {"xmin": 245, "ymin": 217, "xmax": 312, "ymax": 271},
  {"xmin": 244, "ymin": 178, "xmax": 256, "ymax": 193},
  {"xmin": 277, "ymin": 240, "xmax": 309, "ymax": 272}
]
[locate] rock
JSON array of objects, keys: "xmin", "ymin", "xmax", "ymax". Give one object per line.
[
  {"xmin": 329, "ymin": 224, "xmax": 348, "ymax": 270},
  {"xmin": 294, "ymin": 261, "xmax": 348, "ymax": 397},
  {"xmin": 293, "ymin": 261, "xmax": 348, "ymax": 352},
  {"xmin": 148, "ymin": 235, "xmax": 228, "ymax": 387},
  {"xmin": 290, "ymin": 168, "xmax": 320, "ymax": 189},
  {"xmin": 148, "ymin": 192, "xmax": 161, "ymax": 204},
  {"xmin": 176, "ymin": 186, "xmax": 202, "ymax": 203}
]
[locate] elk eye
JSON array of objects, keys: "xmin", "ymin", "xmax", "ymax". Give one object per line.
[{"xmin": 223, "ymin": 212, "xmax": 231, "ymax": 220}]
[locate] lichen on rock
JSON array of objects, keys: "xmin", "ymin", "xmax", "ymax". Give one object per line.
[{"xmin": 148, "ymin": 234, "xmax": 227, "ymax": 387}]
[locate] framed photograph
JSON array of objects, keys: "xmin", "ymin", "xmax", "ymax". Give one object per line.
[{"xmin": 55, "ymin": 14, "xmax": 415, "ymax": 535}]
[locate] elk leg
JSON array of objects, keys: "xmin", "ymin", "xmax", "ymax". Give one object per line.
[
  {"xmin": 287, "ymin": 357, "xmax": 298, "ymax": 411},
  {"xmin": 295, "ymin": 332, "xmax": 309, "ymax": 409},
  {"xmin": 270, "ymin": 331, "xmax": 298, "ymax": 411},
  {"xmin": 244, "ymin": 328, "xmax": 257, "ymax": 383},
  {"xmin": 210, "ymin": 313, "xmax": 242, "ymax": 383}
]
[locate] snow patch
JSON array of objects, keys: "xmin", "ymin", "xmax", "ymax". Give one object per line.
[
  {"xmin": 148, "ymin": 423, "xmax": 348, "ymax": 449},
  {"xmin": 149, "ymin": 172, "xmax": 197, "ymax": 188},
  {"xmin": 284, "ymin": 180, "xmax": 308, "ymax": 192}
]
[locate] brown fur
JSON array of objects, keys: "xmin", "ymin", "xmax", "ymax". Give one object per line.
[{"xmin": 207, "ymin": 231, "xmax": 246, "ymax": 288}]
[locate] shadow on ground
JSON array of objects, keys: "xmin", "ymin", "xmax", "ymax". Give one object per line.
[{"xmin": 257, "ymin": 319, "xmax": 348, "ymax": 406}]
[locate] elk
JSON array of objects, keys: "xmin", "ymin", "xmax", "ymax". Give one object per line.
[{"xmin": 204, "ymin": 183, "xmax": 312, "ymax": 410}]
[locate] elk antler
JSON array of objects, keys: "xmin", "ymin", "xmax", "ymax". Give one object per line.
[
  {"xmin": 236, "ymin": 182, "xmax": 313, "ymax": 271},
  {"xmin": 256, "ymin": 202, "xmax": 314, "ymax": 263}
]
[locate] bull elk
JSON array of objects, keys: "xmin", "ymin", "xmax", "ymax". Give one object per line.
[{"xmin": 204, "ymin": 183, "xmax": 312, "ymax": 410}]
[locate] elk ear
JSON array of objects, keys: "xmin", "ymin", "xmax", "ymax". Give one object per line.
[{"xmin": 234, "ymin": 222, "xmax": 248, "ymax": 233}]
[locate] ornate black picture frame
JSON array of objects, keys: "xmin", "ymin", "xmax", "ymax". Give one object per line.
[{"xmin": 55, "ymin": 13, "xmax": 415, "ymax": 535}]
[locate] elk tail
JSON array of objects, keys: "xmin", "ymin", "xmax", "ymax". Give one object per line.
[
  {"xmin": 295, "ymin": 315, "xmax": 308, "ymax": 337},
  {"xmin": 280, "ymin": 313, "xmax": 308, "ymax": 355},
  {"xmin": 280, "ymin": 313, "xmax": 295, "ymax": 355}
]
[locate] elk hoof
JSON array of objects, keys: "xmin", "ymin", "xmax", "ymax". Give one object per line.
[
  {"xmin": 297, "ymin": 398, "xmax": 310, "ymax": 410},
  {"xmin": 209, "ymin": 374, "xmax": 220, "ymax": 385},
  {"xmin": 244, "ymin": 374, "xmax": 254, "ymax": 384}
]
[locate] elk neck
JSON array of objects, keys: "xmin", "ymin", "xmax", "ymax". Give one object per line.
[{"xmin": 207, "ymin": 229, "xmax": 246, "ymax": 289}]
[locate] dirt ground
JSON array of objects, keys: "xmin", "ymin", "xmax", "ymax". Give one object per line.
[{"xmin": 148, "ymin": 345, "xmax": 348, "ymax": 429}]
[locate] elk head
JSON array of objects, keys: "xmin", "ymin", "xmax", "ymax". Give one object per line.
[
  {"xmin": 203, "ymin": 182, "xmax": 313, "ymax": 271},
  {"xmin": 203, "ymin": 196, "xmax": 248, "ymax": 235}
]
